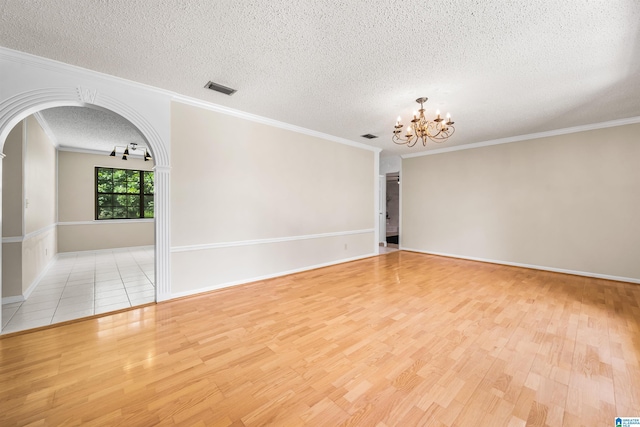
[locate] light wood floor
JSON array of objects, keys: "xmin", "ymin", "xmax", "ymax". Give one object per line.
[{"xmin": 1, "ymin": 251, "xmax": 639, "ymax": 426}]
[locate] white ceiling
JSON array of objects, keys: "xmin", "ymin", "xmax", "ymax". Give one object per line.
[
  {"xmin": 39, "ymin": 107, "xmax": 147, "ymax": 154},
  {"xmin": 1, "ymin": 1, "xmax": 639, "ymax": 156}
]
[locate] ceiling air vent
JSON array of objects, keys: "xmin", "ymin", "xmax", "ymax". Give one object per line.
[
  {"xmin": 361, "ymin": 134, "xmax": 378, "ymax": 139},
  {"xmin": 204, "ymin": 81, "xmax": 237, "ymax": 96}
]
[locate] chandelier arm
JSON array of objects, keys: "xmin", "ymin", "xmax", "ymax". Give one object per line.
[
  {"xmin": 393, "ymin": 133, "xmax": 418, "ymax": 146},
  {"xmin": 392, "ymin": 97, "xmax": 456, "ymax": 147},
  {"xmin": 428, "ymin": 126, "xmax": 455, "ymax": 143}
]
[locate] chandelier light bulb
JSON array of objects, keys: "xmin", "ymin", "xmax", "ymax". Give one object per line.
[{"xmin": 392, "ymin": 97, "xmax": 456, "ymax": 147}]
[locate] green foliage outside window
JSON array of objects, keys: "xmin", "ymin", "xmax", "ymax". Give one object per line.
[{"xmin": 96, "ymin": 167, "xmax": 154, "ymax": 219}]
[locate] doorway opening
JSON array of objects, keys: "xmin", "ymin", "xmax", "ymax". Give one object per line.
[
  {"xmin": 1, "ymin": 106, "xmax": 156, "ymax": 334},
  {"xmin": 380, "ymin": 172, "xmax": 400, "ymax": 254}
]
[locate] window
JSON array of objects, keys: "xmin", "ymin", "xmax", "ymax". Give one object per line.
[{"xmin": 96, "ymin": 167, "xmax": 154, "ymax": 220}]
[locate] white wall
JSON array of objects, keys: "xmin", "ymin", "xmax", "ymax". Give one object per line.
[
  {"xmin": 380, "ymin": 155, "xmax": 401, "ymax": 175},
  {"xmin": 402, "ymin": 123, "xmax": 640, "ymax": 282},
  {"xmin": 0, "ymin": 46, "xmax": 172, "ymax": 303},
  {"xmin": 57, "ymin": 151, "xmax": 154, "ymax": 252},
  {"xmin": 170, "ymin": 101, "xmax": 376, "ymax": 296}
]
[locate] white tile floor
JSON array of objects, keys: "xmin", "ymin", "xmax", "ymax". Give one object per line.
[
  {"xmin": 379, "ymin": 243, "xmax": 399, "ymax": 254},
  {"xmin": 1, "ymin": 247, "xmax": 155, "ymax": 334}
]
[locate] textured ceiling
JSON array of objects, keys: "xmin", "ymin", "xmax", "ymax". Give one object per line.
[
  {"xmin": 39, "ymin": 107, "xmax": 147, "ymax": 154},
  {"xmin": 1, "ymin": 0, "xmax": 639, "ymax": 155}
]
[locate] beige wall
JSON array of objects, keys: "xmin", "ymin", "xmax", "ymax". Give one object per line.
[
  {"xmin": 1, "ymin": 118, "xmax": 58, "ymax": 299},
  {"xmin": 2, "ymin": 121, "xmax": 24, "ymax": 299},
  {"xmin": 2, "ymin": 122, "xmax": 24, "ymax": 299},
  {"xmin": 21, "ymin": 116, "xmax": 58, "ymax": 293},
  {"xmin": 24, "ymin": 116, "xmax": 56, "ymax": 234},
  {"xmin": 402, "ymin": 123, "xmax": 640, "ymax": 280},
  {"xmin": 2, "ymin": 121, "xmax": 23, "ymax": 237},
  {"xmin": 57, "ymin": 151, "xmax": 154, "ymax": 252},
  {"xmin": 1, "ymin": 242, "xmax": 21, "ymax": 298},
  {"xmin": 22, "ymin": 228, "xmax": 56, "ymax": 294},
  {"xmin": 57, "ymin": 222, "xmax": 154, "ymax": 252},
  {"xmin": 170, "ymin": 101, "xmax": 375, "ymax": 294},
  {"xmin": 172, "ymin": 233, "xmax": 374, "ymax": 295}
]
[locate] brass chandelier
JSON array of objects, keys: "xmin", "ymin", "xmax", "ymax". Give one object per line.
[{"xmin": 393, "ymin": 97, "xmax": 455, "ymax": 147}]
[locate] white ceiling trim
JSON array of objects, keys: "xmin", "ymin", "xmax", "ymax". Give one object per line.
[
  {"xmin": 0, "ymin": 46, "xmax": 173, "ymax": 99},
  {"xmin": 56, "ymin": 145, "xmax": 112, "ymax": 155},
  {"xmin": 4, "ymin": 45, "xmax": 637, "ymax": 159},
  {"xmin": 0, "ymin": 46, "xmax": 379, "ymax": 154},
  {"xmin": 401, "ymin": 116, "xmax": 640, "ymax": 159},
  {"xmin": 172, "ymin": 96, "xmax": 381, "ymax": 153},
  {"xmin": 32, "ymin": 112, "xmax": 59, "ymax": 148},
  {"xmin": 57, "ymin": 145, "xmax": 149, "ymax": 158}
]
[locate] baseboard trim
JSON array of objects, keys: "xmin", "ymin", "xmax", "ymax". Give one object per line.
[
  {"xmin": 1, "ymin": 295, "xmax": 24, "ymax": 305},
  {"xmin": 58, "ymin": 219, "xmax": 154, "ymax": 226},
  {"xmin": 58, "ymin": 245, "xmax": 155, "ymax": 256},
  {"xmin": 401, "ymin": 248, "xmax": 640, "ymax": 284},
  {"xmin": 2, "ymin": 254, "xmax": 60, "ymax": 305},
  {"xmin": 23, "ymin": 253, "xmax": 60, "ymax": 301},
  {"xmin": 170, "ymin": 252, "xmax": 377, "ymax": 300}
]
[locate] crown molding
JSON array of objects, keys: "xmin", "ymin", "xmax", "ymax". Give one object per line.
[
  {"xmin": 401, "ymin": 116, "xmax": 640, "ymax": 159},
  {"xmin": 32, "ymin": 112, "xmax": 59, "ymax": 148},
  {"xmin": 56, "ymin": 145, "xmax": 149, "ymax": 158},
  {"xmin": 0, "ymin": 46, "xmax": 380, "ymax": 154},
  {"xmin": 171, "ymin": 96, "xmax": 382, "ymax": 153},
  {"xmin": 0, "ymin": 46, "xmax": 175, "ymax": 98}
]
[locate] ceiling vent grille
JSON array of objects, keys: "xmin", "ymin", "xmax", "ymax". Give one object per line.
[
  {"xmin": 204, "ymin": 81, "xmax": 237, "ymax": 96},
  {"xmin": 360, "ymin": 134, "xmax": 378, "ymax": 139}
]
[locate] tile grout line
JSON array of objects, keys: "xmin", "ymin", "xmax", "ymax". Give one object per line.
[
  {"xmin": 3, "ymin": 248, "xmax": 155, "ymax": 333},
  {"xmin": 2, "ymin": 254, "xmax": 74, "ymax": 333},
  {"xmin": 51, "ymin": 253, "xmax": 78, "ymax": 325}
]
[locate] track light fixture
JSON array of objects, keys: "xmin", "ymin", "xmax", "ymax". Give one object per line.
[{"xmin": 108, "ymin": 143, "xmax": 152, "ymax": 161}]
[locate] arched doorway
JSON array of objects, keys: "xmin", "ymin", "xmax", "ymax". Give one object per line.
[
  {"xmin": 2, "ymin": 106, "xmax": 160, "ymax": 332},
  {"xmin": 0, "ymin": 86, "xmax": 171, "ymax": 333}
]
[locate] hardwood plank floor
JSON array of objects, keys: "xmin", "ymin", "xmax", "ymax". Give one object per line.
[{"xmin": 1, "ymin": 251, "xmax": 639, "ymax": 426}]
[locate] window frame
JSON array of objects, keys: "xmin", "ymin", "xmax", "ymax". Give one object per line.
[{"xmin": 95, "ymin": 167, "xmax": 154, "ymax": 220}]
